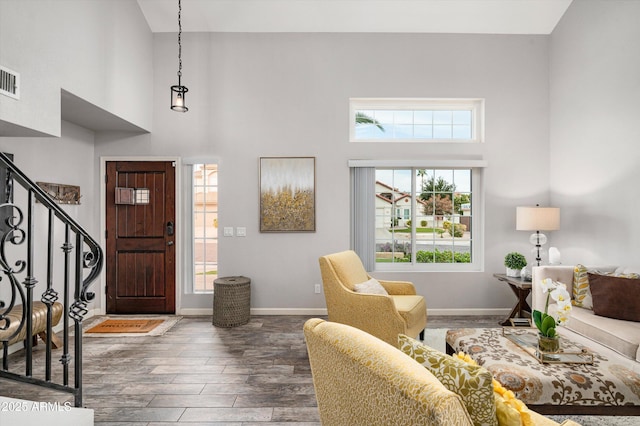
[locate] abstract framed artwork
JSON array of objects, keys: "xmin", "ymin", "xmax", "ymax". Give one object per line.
[{"xmin": 259, "ymin": 157, "xmax": 315, "ymax": 232}]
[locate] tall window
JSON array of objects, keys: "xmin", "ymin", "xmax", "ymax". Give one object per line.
[
  {"xmin": 192, "ymin": 164, "xmax": 218, "ymax": 292},
  {"xmin": 350, "ymin": 98, "xmax": 484, "ymax": 143},
  {"xmin": 350, "ymin": 161, "xmax": 485, "ymax": 272}
]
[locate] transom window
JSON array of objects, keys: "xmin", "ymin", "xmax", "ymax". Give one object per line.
[{"xmin": 350, "ymin": 98, "xmax": 484, "ymax": 143}]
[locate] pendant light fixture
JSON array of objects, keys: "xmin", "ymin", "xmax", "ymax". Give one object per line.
[{"xmin": 170, "ymin": 0, "xmax": 188, "ymax": 112}]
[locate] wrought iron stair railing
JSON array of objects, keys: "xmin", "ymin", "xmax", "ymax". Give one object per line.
[{"xmin": 0, "ymin": 152, "xmax": 103, "ymax": 407}]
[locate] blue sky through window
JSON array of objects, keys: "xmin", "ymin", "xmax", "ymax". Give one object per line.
[{"xmin": 356, "ymin": 109, "xmax": 472, "ymax": 140}]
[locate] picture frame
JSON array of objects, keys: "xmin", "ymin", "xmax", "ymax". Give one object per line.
[
  {"xmin": 36, "ymin": 181, "xmax": 81, "ymax": 205},
  {"xmin": 259, "ymin": 157, "xmax": 315, "ymax": 232}
]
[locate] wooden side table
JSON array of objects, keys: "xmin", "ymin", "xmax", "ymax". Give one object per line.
[{"xmin": 493, "ymin": 273, "xmax": 532, "ymax": 326}]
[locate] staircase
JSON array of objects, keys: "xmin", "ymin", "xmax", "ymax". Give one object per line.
[{"xmin": 0, "ymin": 152, "xmax": 102, "ymax": 407}]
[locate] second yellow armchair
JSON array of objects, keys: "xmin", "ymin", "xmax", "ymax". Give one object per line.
[{"xmin": 319, "ymin": 250, "xmax": 427, "ymax": 346}]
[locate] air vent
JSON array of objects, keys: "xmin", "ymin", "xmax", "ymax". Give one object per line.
[{"xmin": 0, "ymin": 66, "xmax": 20, "ymax": 99}]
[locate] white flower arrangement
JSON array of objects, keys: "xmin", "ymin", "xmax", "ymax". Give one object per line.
[{"xmin": 533, "ymin": 278, "xmax": 572, "ymax": 337}]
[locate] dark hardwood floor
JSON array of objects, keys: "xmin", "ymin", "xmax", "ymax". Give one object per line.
[{"xmin": 0, "ymin": 314, "xmax": 504, "ymax": 425}]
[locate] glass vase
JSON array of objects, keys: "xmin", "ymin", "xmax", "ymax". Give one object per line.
[{"xmin": 538, "ymin": 333, "xmax": 560, "ymax": 353}]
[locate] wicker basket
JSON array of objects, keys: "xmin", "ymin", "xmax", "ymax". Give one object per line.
[{"xmin": 212, "ymin": 276, "xmax": 251, "ymax": 327}]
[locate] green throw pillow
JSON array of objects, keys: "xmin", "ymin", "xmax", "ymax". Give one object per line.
[
  {"xmin": 572, "ymin": 264, "xmax": 593, "ymax": 309},
  {"xmin": 398, "ymin": 334, "xmax": 498, "ymax": 426}
]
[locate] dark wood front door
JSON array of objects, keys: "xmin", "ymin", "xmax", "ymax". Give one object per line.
[{"xmin": 105, "ymin": 161, "xmax": 176, "ymax": 314}]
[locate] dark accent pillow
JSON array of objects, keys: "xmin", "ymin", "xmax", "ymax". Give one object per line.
[{"xmin": 588, "ymin": 273, "xmax": 640, "ymax": 322}]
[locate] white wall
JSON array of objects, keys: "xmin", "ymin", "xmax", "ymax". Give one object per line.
[
  {"xmin": 0, "ymin": 122, "xmax": 99, "ymax": 312},
  {"xmin": 549, "ymin": 0, "xmax": 640, "ymax": 267},
  {"xmin": 96, "ymin": 32, "xmax": 551, "ymax": 313},
  {"xmin": 0, "ymin": 0, "xmax": 154, "ymax": 313},
  {"xmin": 0, "ymin": 0, "xmax": 567, "ymax": 314},
  {"xmin": 0, "ymin": 0, "xmax": 153, "ymax": 136}
]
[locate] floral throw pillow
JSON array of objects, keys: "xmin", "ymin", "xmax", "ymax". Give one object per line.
[
  {"xmin": 572, "ymin": 264, "xmax": 593, "ymax": 309},
  {"xmin": 454, "ymin": 352, "xmax": 532, "ymax": 426},
  {"xmin": 398, "ymin": 334, "xmax": 497, "ymax": 426}
]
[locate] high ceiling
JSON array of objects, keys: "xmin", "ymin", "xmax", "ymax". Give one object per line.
[{"xmin": 137, "ymin": 0, "xmax": 573, "ymax": 35}]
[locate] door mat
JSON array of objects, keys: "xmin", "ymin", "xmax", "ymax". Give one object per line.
[
  {"xmin": 86, "ymin": 319, "xmax": 164, "ymax": 334},
  {"xmin": 82, "ymin": 315, "xmax": 182, "ymax": 337}
]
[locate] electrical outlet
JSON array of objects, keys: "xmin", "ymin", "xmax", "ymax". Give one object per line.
[
  {"xmin": 223, "ymin": 227, "xmax": 234, "ymax": 237},
  {"xmin": 314, "ymin": 284, "xmax": 321, "ymax": 294},
  {"xmin": 236, "ymin": 227, "xmax": 246, "ymax": 237}
]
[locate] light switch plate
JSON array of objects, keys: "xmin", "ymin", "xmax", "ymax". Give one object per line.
[
  {"xmin": 236, "ymin": 227, "xmax": 246, "ymax": 237},
  {"xmin": 223, "ymin": 227, "xmax": 234, "ymax": 237}
]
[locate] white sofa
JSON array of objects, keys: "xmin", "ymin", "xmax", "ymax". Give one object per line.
[{"xmin": 532, "ymin": 265, "xmax": 640, "ymax": 362}]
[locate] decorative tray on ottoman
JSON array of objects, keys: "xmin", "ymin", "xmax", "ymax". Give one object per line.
[{"xmin": 502, "ymin": 327, "xmax": 593, "ymax": 364}]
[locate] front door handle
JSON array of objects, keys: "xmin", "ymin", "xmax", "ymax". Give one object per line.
[
  {"xmin": 167, "ymin": 221, "xmax": 174, "ymax": 236},
  {"xmin": 167, "ymin": 241, "xmax": 174, "ymax": 246}
]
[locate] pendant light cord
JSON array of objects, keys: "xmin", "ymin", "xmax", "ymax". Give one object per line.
[
  {"xmin": 177, "ymin": 0, "xmax": 182, "ymax": 81},
  {"xmin": 170, "ymin": 0, "xmax": 188, "ymax": 111}
]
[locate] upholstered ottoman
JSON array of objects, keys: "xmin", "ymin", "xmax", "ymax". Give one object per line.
[{"xmin": 446, "ymin": 327, "xmax": 640, "ymax": 415}]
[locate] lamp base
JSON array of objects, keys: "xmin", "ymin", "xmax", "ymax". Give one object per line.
[
  {"xmin": 529, "ymin": 232, "xmax": 547, "ymax": 266},
  {"xmin": 529, "ymin": 232, "xmax": 547, "ymax": 246}
]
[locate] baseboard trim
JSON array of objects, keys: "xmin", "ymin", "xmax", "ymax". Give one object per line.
[
  {"xmin": 178, "ymin": 308, "xmax": 507, "ymax": 317},
  {"xmin": 177, "ymin": 308, "xmax": 214, "ymax": 316},
  {"xmin": 250, "ymin": 308, "xmax": 329, "ymax": 316},
  {"xmin": 427, "ymin": 308, "xmax": 510, "ymax": 316},
  {"xmin": 178, "ymin": 308, "xmax": 329, "ymax": 316}
]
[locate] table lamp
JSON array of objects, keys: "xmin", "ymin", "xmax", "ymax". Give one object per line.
[{"xmin": 516, "ymin": 205, "xmax": 560, "ymax": 266}]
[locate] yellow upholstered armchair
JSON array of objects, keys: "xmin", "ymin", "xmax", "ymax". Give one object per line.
[
  {"xmin": 304, "ymin": 318, "xmax": 472, "ymax": 425},
  {"xmin": 304, "ymin": 318, "xmax": 581, "ymax": 426},
  {"xmin": 318, "ymin": 250, "xmax": 426, "ymax": 346}
]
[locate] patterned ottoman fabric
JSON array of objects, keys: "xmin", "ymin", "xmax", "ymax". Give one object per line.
[{"xmin": 446, "ymin": 328, "xmax": 640, "ymax": 409}]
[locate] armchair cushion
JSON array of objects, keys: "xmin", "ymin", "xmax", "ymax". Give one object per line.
[{"xmin": 354, "ymin": 277, "xmax": 388, "ymax": 295}]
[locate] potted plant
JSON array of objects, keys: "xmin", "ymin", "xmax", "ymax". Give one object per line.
[
  {"xmin": 533, "ymin": 278, "xmax": 572, "ymax": 352},
  {"xmin": 504, "ymin": 252, "xmax": 527, "ymax": 277}
]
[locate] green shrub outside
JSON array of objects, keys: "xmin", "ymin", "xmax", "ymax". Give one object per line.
[
  {"xmin": 399, "ymin": 249, "xmax": 471, "ymax": 263},
  {"xmin": 443, "ymin": 221, "xmax": 467, "ymax": 237}
]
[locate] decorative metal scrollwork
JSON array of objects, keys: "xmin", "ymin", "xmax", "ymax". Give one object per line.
[
  {"xmin": 0, "ymin": 202, "xmax": 27, "ymax": 344},
  {"xmin": 0, "ymin": 152, "xmax": 104, "ymax": 407},
  {"xmin": 79, "ymin": 246, "xmax": 101, "ymax": 303},
  {"xmin": 41, "ymin": 287, "xmax": 59, "ymax": 305},
  {"xmin": 59, "ymin": 353, "xmax": 72, "ymax": 366},
  {"xmin": 69, "ymin": 300, "xmax": 88, "ymax": 322}
]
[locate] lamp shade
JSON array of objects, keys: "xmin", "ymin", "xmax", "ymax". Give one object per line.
[{"xmin": 516, "ymin": 206, "xmax": 560, "ymax": 231}]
